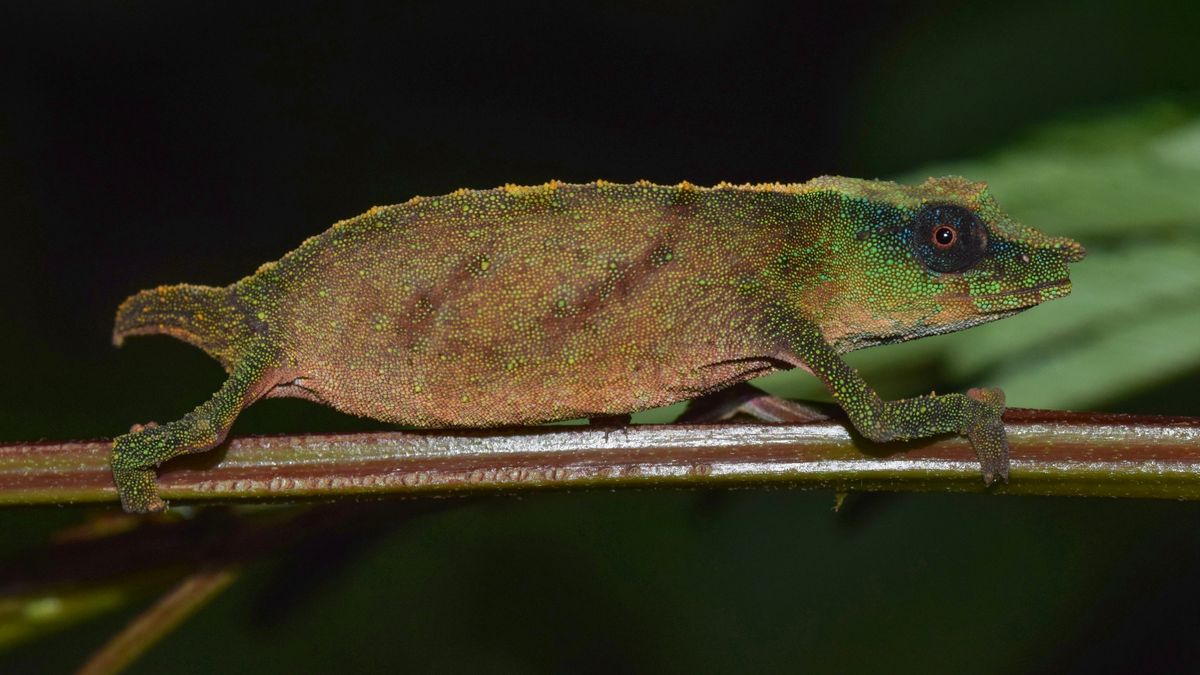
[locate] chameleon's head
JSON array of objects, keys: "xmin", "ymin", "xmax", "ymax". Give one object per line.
[{"xmin": 808, "ymin": 176, "xmax": 1086, "ymax": 350}]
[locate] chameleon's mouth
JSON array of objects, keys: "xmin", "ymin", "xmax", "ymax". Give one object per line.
[{"xmin": 973, "ymin": 279, "xmax": 1072, "ymax": 314}]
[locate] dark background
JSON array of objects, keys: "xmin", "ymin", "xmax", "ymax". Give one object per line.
[{"xmin": 2, "ymin": 1, "xmax": 1199, "ymax": 672}]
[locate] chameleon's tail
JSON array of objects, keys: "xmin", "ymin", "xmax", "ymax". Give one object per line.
[{"xmin": 113, "ymin": 283, "xmax": 254, "ymax": 370}]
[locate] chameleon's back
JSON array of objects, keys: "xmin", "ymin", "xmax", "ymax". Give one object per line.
[{"xmin": 245, "ymin": 182, "xmax": 803, "ymax": 426}]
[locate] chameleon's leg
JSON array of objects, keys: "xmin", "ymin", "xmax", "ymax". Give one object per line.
[
  {"xmin": 678, "ymin": 382, "xmax": 833, "ymax": 424},
  {"xmin": 773, "ymin": 317, "xmax": 1009, "ymax": 483},
  {"xmin": 110, "ymin": 347, "xmax": 279, "ymax": 513}
]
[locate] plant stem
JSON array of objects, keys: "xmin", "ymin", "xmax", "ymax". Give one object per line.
[
  {"xmin": 75, "ymin": 566, "xmax": 238, "ymax": 675},
  {"xmin": 2, "ymin": 408, "xmax": 1199, "ymax": 505}
]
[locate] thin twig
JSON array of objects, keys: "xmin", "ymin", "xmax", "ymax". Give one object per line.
[
  {"xmin": 75, "ymin": 566, "xmax": 238, "ymax": 675},
  {"xmin": 2, "ymin": 409, "xmax": 1199, "ymax": 505}
]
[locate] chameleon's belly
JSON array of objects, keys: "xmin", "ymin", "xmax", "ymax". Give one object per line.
[{"xmin": 294, "ymin": 346, "xmax": 781, "ymax": 426}]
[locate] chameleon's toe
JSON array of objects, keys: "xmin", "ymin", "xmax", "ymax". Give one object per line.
[
  {"xmin": 964, "ymin": 388, "xmax": 1011, "ymax": 485},
  {"xmin": 112, "ymin": 466, "xmax": 167, "ymax": 513}
]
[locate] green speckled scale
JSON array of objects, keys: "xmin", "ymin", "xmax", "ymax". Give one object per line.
[{"xmin": 110, "ymin": 177, "xmax": 1085, "ymax": 512}]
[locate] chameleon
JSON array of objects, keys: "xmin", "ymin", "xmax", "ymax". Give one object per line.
[{"xmin": 110, "ymin": 177, "xmax": 1085, "ymax": 513}]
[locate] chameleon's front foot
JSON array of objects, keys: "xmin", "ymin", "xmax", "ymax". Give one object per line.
[{"xmin": 963, "ymin": 387, "xmax": 1010, "ymax": 485}]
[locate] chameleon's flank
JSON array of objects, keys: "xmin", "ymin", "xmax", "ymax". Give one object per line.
[{"xmin": 110, "ymin": 177, "xmax": 1085, "ymax": 513}]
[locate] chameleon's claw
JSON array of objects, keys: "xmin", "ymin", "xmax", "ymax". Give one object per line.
[{"xmin": 979, "ymin": 461, "xmax": 1009, "ymax": 487}]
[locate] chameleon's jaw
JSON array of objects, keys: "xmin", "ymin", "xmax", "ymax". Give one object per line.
[
  {"xmin": 970, "ymin": 278, "xmax": 1073, "ymax": 314},
  {"xmin": 901, "ymin": 279, "xmax": 1067, "ymax": 347},
  {"xmin": 1036, "ymin": 278, "xmax": 1073, "ymax": 301}
]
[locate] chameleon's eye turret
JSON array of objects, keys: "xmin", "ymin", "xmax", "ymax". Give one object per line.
[{"xmin": 912, "ymin": 204, "xmax": 989, "ymax": 273}]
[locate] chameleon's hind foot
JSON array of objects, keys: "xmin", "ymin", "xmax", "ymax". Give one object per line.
[
  {"xmin": 111, "ymin": 429, "xmax": 171, "ymax": 513},
  {"xmin": 109, "ymin": 350, "xmax": 277, "ymax": 513},
  {"xmin": 965, "ymin": 387, "xmax": 1010, "ymax": 485},
  {"xmin": 111, "ymin": 417, "xmax": 228, "ymax": 513}
]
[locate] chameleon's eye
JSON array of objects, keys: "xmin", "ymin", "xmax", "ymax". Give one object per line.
[{"xmin": 912, "ymin": 204, "xmax": 988, "ymax": 273}]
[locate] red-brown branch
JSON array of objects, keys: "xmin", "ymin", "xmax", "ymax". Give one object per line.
[{"xmin": 2, "ymin": 409, "xmax": 1199, "ymax": 506}]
